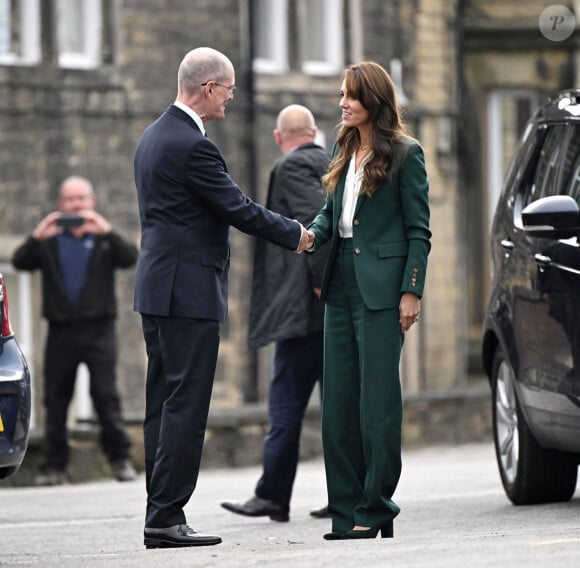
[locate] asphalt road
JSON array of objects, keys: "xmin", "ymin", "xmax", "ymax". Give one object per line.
[{"xmin": 1, "ymin": 443, "xmax": 579, "ymax": 567}]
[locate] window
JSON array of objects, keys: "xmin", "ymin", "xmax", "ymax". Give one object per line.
[
  {"xmin": 529, "ymin": 125, "xmax": 566, "ymax": 203},
  {"xmin": 561, "ymin": 125, "xmax": 580, "ymax": 203},
  {"xmin": 252, "ymin": 0, "xmax": 288, "ymax": 74},
  {"xmin": 300, "ymin": 0, "xmax": 343, "ymax": 75},
  {"xmin": 56, "ymin": 0, "xmax": 102, "ymax": 69},
  {"xmin": 0, "ymin": 0, "xmax": 40, "ymax": 65},
  {"xmin": 487, "ymin": 90, "xmax": 538, "ymax": 229},
  {"xmin": 252, "ymin": 0, "xmax": 344, "ymax": 75},
  {"xmin": 511, "ymin": 124, "xmax": 565, "ymax": 228}
]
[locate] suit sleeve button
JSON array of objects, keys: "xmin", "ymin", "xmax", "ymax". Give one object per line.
[{"xmin": 354, "ymin": 247, "xmax": 361, "ymax": 254}]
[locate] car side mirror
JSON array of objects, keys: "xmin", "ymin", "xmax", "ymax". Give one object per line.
[{"xmin": 522, "ymin": 195, "xmax": 580, "ymax": 238}]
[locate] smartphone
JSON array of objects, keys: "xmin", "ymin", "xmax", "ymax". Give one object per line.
[{"xmin": 56, "ymin": 213, "xmax": 84, "ymax": 228}]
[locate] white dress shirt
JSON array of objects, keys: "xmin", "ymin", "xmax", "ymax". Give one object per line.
[
  {"xmin": 173, "ymin": 101, "xmax": 206, "ymax": 136},
  {"xmin": 339, "ymin": 154, "xmax": 365, "ymax": 238}
]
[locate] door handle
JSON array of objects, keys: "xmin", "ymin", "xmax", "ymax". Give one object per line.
[
  {"xmin": 500, "ymin": 239, "xmax": 515, "ymax": 250},
  {"xmin": 534, "ymin": 253, "xmax": 551, "ymax": 267}
]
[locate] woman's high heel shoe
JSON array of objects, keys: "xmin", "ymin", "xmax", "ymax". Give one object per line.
[
  {"xmin": 323, "ymin": 531, "xmax": 345, "ymax": 540},
  {"xmin": 342, "ymin": 521, "xmax": 394, "ymax": 539}
]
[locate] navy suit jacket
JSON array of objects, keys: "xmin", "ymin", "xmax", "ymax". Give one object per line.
[{"xmin": 133, "ymin": 105, "xmax": 302, "ymax": 322}]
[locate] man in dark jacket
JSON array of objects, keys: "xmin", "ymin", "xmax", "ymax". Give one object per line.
[
  {"xmin": 221, "ymin": 105, "xmax": 330, "ymax": 522},
  {"xmin": 12, "ymin": 175, "xmax": 138, "ymax": 486}
]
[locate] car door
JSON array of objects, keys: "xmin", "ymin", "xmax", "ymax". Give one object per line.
[
  {"xmin": 515, "ymin": 123, "xmax": 580, "ymax": 451},
  {"xmin": 531, "ymin": 123, "xmax": 580, "ymax": 450},
  {"xmin": 500, "ymin": 124, "xmax": 580, "ymax": 447}
]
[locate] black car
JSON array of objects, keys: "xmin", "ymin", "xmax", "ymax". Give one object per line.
[
  {"xmin": 482, "ymin": 89, "xmax": 580, "ymax": 505},
  {"xmin": 0, "ymin": 273, "xmax": 31, "ymax": 479}
]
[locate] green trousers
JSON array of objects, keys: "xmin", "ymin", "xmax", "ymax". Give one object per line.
[{"xmin": 322, "ymin": 238, "xmax": 403, "ymax": 532}]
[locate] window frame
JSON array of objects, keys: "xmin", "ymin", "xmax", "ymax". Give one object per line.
[
  {"xmin": 487, "ymin": 89, "xmax": 539, "ymax": 230},
  {"xmin": 252, "ymin": 0, "xmax": 288, "ymax": 74},
  {"xmin": 0, "ymin": 0, "xmax": 40, "ymax": 66},
  {"xmin": 57, "ymin": 0, "xmax": 102, "ymax": 69},
  {"xmin": 300, "ymin": 0, "xmax": 344, "ymax": 76}
]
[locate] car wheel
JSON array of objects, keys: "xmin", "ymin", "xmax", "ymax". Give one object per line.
[
  {"xmin": 491, "ymin": 347, "xmax": 577, "ymax": 505},
  {"xmin": 0, "ymin": 466, "xmax": 19, "ymax": 479}
]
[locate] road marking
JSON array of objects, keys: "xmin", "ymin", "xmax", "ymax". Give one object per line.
[{"xmin": 534, "ymin": 538, "xmax": 580, "ymax": 546}]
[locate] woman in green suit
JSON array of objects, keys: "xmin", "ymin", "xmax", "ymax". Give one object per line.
[{"xmin": 309, "ymin": 61, "xmax": 431, "ymax": 540}]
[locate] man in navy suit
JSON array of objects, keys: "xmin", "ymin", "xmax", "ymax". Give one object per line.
[{"xmin": 134, "ymin": 47, "xmax": 313, "ymax": 549}]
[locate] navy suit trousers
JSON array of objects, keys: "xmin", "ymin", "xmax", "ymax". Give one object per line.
[
  {"xmin": 141, "ymin": 314, "xmax": 220, "ymax": 528},
  {"xmin": 255, "ymin": 330, "xmax": 324, "ymax": 508}
]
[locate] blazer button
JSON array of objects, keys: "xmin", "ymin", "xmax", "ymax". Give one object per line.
[
  {"xmin": 353, "ymin": 219, "xmax": 360, "ymax": 226},
  {"xmin": 354, "ymin": 247, "xmax": 361, "ymax": 254}
]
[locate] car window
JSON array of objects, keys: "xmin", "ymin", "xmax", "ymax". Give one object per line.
[
  {"xmin": 527, "ymin": 124, "xmax": 567, "ymax": 203},
  {"xmin": 561, "ymin": 124, "xmax": 580, "ymax": 203},
  {"xmin": 509, "ymin": 124, "xmax": 545, "ymax": 227},
  {"xmin": 503, "ymin": 122, "xmax": 539, "ymax": 202}
]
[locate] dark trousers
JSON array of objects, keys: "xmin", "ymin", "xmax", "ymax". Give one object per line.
[
  {"xmin": 141, "ymin": 314, "xmax": 219, "ymax": 528},
  {"xmin": 42, "ymin": 319, "xmax": 132, "ymax": 471},
  {"xmin": 323, "ymin": 239, "xmax": 403, "ymax": 532},
  {"xmin": 255, "ymin": 331, "xmax": 324, "ymax": 509}
]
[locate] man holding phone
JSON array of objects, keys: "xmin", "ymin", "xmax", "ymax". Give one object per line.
[{"xmin": 11, "ymin": 175, "xmax": 138, "ymax": 486}]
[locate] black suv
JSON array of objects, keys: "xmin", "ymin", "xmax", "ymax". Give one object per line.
[{"xmin": 483, "ymin": 89, "xmax": 580, "ymax": 505}]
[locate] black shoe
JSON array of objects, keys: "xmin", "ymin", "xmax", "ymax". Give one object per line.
[
  {"xmin": 342, "ymin": 522, "xmax": 394, "ymax": 539},
  {"xmin": 310, "ymin": 505, "xmax": 330, "ymax": 519},
  {"xmin": 220, "ymin": 495, "xmax": 289, "ymax": 522},
  {"xmin": 323, "ymin": 531, "xmax": 345, "ymax": 540},
  {"xmin": 144, "ymin": 524, "xmax": 222, "ymax": 548}
]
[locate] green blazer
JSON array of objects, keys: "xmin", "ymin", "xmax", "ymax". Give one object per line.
[{"xmin": 310, "ymin": 138, "xmax": 431, "ymax": 310}]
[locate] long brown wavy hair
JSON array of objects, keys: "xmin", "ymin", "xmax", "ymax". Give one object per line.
[{"xmin": 322, "ymin": 61, "xmax": 409, "ymax": 197}]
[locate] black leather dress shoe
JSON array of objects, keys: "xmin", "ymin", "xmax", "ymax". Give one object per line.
[
  {"xmin": 144, "ymin": 524, "xmax": 222, "ymax": 548},
  {"xmin": 310, "ymin": 505, "xmax": 330, "ymax": 519},
  {"xmin": 220, "ymin": 495, "xmax": 289, "ymax": 522}
]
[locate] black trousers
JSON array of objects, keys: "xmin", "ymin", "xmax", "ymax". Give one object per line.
[
  {"xmin": 141, "ymin": 314, "xmax": 220, "ymax": 528},
  {"xmin": 42, "ymin": 319, "xmax": 132, "ymax": 471},
  {"xmin": 255, "ymin": 330, "xmax": 324, "ymax": 509}
]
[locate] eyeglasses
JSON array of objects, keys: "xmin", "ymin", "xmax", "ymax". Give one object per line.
[{"xmin": 201, "ymin": 81, "xmax": 237, "ymax": 95}]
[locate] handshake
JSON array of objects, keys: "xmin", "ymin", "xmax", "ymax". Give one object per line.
[{"xmin": 296, "ymin": 225, "xmax": 315, "ymax": 254}]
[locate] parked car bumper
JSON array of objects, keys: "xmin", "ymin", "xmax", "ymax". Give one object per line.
[{"xmin": 0, "ymin": 337, "xmax": 31, "ymax": 476}]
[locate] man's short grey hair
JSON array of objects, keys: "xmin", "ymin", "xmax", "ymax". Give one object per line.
[{"xmin": 177, "ymin": 47, "xmax": 231, "ymax": 95}]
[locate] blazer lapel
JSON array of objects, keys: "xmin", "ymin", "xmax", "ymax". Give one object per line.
[
  {"xmin": 333, "ymin": 169, "xmax": 367, "ymax": 229},
  {"xmin": 354, "ymin": 193, "xmax": 366, "ymax": 217},
  {"xmin": 333, "ymin": 169, "xmax": 348, "ymax": 231}
]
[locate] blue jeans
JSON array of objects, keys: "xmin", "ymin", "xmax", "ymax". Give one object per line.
[{"xmin": 255, "ymin": 331, "xmax": 324, "ymax": 509}]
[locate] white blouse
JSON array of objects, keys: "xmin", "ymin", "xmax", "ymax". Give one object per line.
[{"xmin": 338, "ymin": 154, "xmax": 365, "ymax": 238}]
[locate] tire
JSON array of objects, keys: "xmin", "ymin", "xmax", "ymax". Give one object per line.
[
  {"xmin": 491, "ymin": 347, "xmax": 578, "ymax": 505},
  {"xmin": 0, "ymin": 465, "xmax": 18, "ymax": 479}
]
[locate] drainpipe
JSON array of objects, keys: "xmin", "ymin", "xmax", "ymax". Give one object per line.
[{"xmin": 244, "ymin": 0, "xmax": 259, "ymax": 403}]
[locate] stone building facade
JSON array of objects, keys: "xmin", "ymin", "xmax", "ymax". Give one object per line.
[{"xmin": 0, "ymin": 0, "xmax": 578, "ymax": 440}]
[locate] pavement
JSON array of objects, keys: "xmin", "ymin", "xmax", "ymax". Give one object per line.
[{"xmin": 1, "ymin": 443, "xmax": 580, "ymax": 567}]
